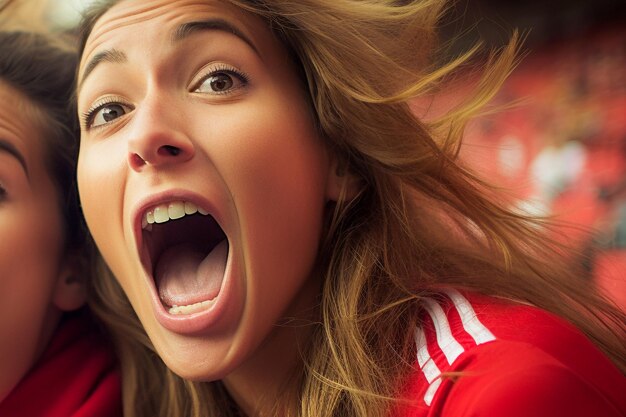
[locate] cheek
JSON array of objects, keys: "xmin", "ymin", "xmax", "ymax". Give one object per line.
[
  {"xmin": 214, "ymin": 95, "xmax": 329, "ymax": 202},
  {"xmin": 0, "ymin": 193, "xmax": 65, "ymax": 294},
  {"xmin": 212, "ymin": 98, "xmax": 329, "ymax": 310},
  {"xmin": 219, "ymin": 99, "xmax": 329, "ymax": 237},
  {"xmin": 77, "ymin": 142, "xmax": 127, "ymax": 265},
  {"xmin": 0, "ymin": 200, "xmax": 64, "ymax": 399},
  {"xmin": 77, "ymin": 156, "xmax": 101, "ymax": 238},
  {"xmin": 77, "ymin": 139, "xmax": 146, "ymax": 312}
]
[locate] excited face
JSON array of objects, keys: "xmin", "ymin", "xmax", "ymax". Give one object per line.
[{"xmin": 77, "ymin": 0, "xmax": 338, "ymax": 381}]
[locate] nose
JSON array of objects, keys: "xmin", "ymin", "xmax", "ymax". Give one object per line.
[{"xmin": 127, "ymin": 99, "xmax": 194, "ymax": 171}]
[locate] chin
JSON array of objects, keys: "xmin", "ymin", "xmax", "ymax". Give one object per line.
[
  {"xmin": 146, "ymin": 324, "xmax": 247, "ymax": 382},
  {"xmin": 160, "ymin": 349, "xmax": 239, "ymax": 382}
]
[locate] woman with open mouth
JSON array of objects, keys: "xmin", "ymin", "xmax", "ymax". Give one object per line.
[{"xmin": 75, "ymin": 1, "xmax": 625, "ymax": 416}]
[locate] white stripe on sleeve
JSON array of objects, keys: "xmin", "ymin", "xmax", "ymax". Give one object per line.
[
  {"xmin": 414, "ymin": 326, "xmax": 442, "ymax": 406},
  {"xmin": 424, "ymin": 299, "xmax": 465, "ymax": 365},
  {"xmin": 445, "ymin": 289, "xmax": 496, "ymax": 345},
  {"xmin": 414, "ymin": 326, "xmax": 441, "ymax": 383},
  {"xmin": 423, "ymin": 378, "xmax": 442, "ymax": 406}
]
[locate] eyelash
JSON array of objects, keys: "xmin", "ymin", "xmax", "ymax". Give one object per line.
[
  {"xmin": 192, "ymin": 63, "xmax": 250, "ymax": 93},
  {"xmin": 81, "ymin": 96, "xmax": 131, "ymax": 130}
]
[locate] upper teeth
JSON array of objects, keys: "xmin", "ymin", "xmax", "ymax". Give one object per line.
[{"xmin": 142, "ymin": 201, "xmax": 209, "ymax": 230}]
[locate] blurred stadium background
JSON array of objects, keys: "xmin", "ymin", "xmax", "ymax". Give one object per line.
[
  {"xmin": 445, "ymin": 0, "xmax": 626, "ymax": 308},
  {"xmin": 3, "ymin": 0, "xmax": 625, "ymax": 307}
]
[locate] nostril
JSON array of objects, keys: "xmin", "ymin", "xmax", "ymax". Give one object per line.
[
  {"xmin": 159, "ymin": 145, "xmax": 181, "ymax": 156},
  {"xmin": 130, "ymin": 153, "xmax": 146, "ymax": 167}
]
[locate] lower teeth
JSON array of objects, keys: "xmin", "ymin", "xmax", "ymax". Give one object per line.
[{"xmin": 168, "ymin": 299, "xmax": 213, "ymax": 315}]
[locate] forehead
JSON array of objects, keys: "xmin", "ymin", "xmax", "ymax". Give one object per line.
[
  {"xmin": 0, "ymin": 82, "xmax": 45, "ymax": 161},
  {"xmin": 81, "ymin": 0, "xmax": 268, "ymax": 71}
]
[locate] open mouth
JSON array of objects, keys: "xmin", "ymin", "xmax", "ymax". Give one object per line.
[{"xmin": 140, "ymin": 200, "xmax": 228, "ymax": 315}]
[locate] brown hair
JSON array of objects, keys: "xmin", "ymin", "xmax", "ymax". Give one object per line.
[{"xmin": 78, "ymin": 1, "xmax": 626, "ymax": 417}]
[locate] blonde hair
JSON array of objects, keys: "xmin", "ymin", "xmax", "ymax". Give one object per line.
[{"xmin": 81, "ymin": 1, "xmax": 626, "ymax": 416}]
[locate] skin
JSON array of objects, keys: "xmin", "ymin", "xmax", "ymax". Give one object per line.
[
  {"xmin": 77, "ymin": 1, "xmax": 350, "ymax": 414},
  {"xmin": 0, "ymin": 82, "xmax": 84, "ymax": 401}
]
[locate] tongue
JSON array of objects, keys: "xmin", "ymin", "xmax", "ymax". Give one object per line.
[{"xmin": 154, "ymin": 240, "xmax": 228, "ymax": 307}]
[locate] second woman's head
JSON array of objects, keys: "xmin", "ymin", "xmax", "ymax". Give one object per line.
[{"xmin": 0, "ymin": 31, "xmax": 85, "ymax": 401}]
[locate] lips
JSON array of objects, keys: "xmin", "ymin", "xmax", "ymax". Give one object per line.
[{"xmin": 134, "ymin": 195, "xmax": 229, "ymax": 318}]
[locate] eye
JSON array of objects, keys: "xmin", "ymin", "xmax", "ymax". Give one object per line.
[
  {"xmin": 82, "ymin": 98, "xmax": 134, "ymax": 130},
  {"xmin": 90, "ymin": 103, "xmax": 132, "ymax": 128},
  {"xmin": 194, "ymin": 67, "xmax": 249, "ymax": 95}
]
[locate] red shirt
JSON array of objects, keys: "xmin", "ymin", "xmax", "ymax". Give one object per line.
[
  {"xmin": 394, "ymin": 290, "xmax": 626, "ymax": 416},
  {"xmin": 0, "ymin": 311, "xmax": 122, "ymax": 417}
]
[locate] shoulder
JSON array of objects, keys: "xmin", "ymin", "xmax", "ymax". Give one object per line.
[
  {"xmin": 0, "ymin": 311, "xmax": 122, "ymax": 417},
  {"xmin": 395, "ymin": 290, "xmax": 626, "ymax": 417},
  {"xmin": 439, "ymin": 355, "xmax": 624, "ymax": 417}
]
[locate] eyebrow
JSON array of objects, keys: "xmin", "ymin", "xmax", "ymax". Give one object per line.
[
  {"xmin": 79, "ymin": 18, "xmax": 258, "ymax": 91},
  {"xmin": 0, "ymin": 139, "xmax": 29, "ymax": 177},
  {"xmin": 171, "ymin": 18, "xmax": 259, "ymax": 54},
  {"xmin": 79, "ymin": 49, "xmax": 127, "ymax": 91}
]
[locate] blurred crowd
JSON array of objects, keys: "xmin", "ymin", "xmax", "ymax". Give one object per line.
[{"xmin": 463, "ymin": 23, "xmax": 626, "ymax": 307}]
